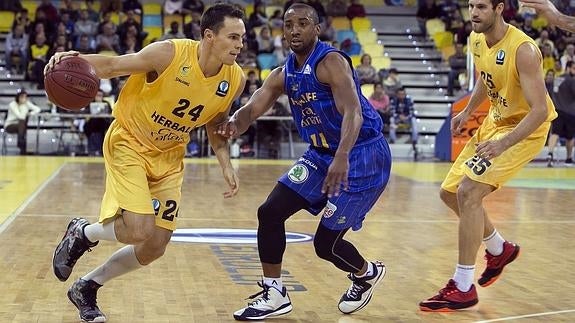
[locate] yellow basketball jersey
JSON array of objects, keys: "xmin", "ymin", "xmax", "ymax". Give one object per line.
[
  {"xmin": 470, "ymin": 25, "xmax": 557, "ymax": 127},
  {"xmin": 113, "ymin": 39, "xmax": 244, "ymax": 152}
]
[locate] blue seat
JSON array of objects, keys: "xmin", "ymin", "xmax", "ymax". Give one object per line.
[
  {"xmin": 336, "ymin": 29, "xmax": 356, "ymax": 43},
  {"xmin": 143, "ymin": 14, "xmax": 162, "ymax": 27},
  {"xmin": 348, "ymin": 42, "xmax": 362, "ymax": 55},
  {"xmin": 256, "ymin": 53, "xmax": 278, "ymax": 70}
]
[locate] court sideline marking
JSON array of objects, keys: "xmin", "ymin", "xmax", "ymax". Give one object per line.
[
  {"xmin": 0, "ymin": 163, "xmax": 65, "ymax": 234},
  {"xmin": 474, "ymin": 309, "xmax": 575, "ymax": 322}
]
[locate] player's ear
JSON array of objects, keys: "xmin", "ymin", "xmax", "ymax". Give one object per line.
[{"xmin": 204, "ymin": 29, "xmax": 215, "ymax": 42}]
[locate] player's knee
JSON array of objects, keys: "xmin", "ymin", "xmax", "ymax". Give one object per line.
[
  {"xmin": 138, "ymin": 244, "xmax": 167, "ymax": 265},
  {"xmin": 313, "ymin": 229, "xmax": 336, "ymax": 261},
  {"xmin": 257, "ymin": 201, "xmax": 286, "ymax": 228},
  {"xmin": 129, "ymin": 219, "xmax": 156, "ymax": 243},
  {"xmin": 439, "ymin": 188, "xmax": 454, "ymax": 204}
]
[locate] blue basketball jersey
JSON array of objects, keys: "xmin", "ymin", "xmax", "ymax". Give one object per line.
[{"xmin": 284, "ymin": 41, "xmax": 383, "ymax": 152}]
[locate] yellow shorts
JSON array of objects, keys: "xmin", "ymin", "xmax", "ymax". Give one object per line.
[
  {"xmin": 100, "ymin": 121, "xmax": 186, "ymax": 231},
  {"xmin": 442, "ymin": 119, "xmax": 550, "ymax": 193}
]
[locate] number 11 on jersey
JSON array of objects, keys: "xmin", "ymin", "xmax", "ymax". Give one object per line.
[{"xmin": 310, "ymin": 132, "xmax": 329, "ymax": 148}]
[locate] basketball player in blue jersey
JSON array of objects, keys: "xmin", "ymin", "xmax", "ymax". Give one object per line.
[{"xmin": 217, "ymin": 4, "xmax": 392, "ymax": 321}]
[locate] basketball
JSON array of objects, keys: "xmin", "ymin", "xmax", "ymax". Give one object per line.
[{"xmin": 45, "ymin": 56, "xmax": 100, "ymax": 111}]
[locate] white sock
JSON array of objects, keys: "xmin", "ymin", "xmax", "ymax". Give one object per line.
[
  {"xmin": 83, "ymin": 245, "xmax": 143, "ymax": 285},
  {"xmin": 263, "ymin": 276, "xmax": 283, "ymax": 292},
  {"xmin": 453, "ymin": 264, "xmax": 475, "ymax": 292},
  {"xmin": 354, "ymin": 262, "xmax": 374, "ymax": 278},
  {"xmin": 84, "ymin": 221, "xmax": 117, "ymax": 243},
  {"xmin": 483, "ymin": 230, "xmax": 505, "ymax": 256}
]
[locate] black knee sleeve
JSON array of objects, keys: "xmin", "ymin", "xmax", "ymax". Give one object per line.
[
  {"xmin": 257, "ymin": 183, "xmax": 309, "ymax": 264},
  {"xmin": 314, "ymin": 224, "xmax": 365, "ymax": 273}
]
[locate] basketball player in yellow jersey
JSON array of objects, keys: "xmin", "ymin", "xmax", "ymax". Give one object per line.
[
  {"xmin": 45, "ymin": 4, "xmax": 246, "ymax": 322},
  {"xmin": 419, "ymin": 0, "xmax": 557, "ymax": 312}
]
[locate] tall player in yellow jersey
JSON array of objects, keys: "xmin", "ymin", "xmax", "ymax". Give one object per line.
[
  {"xmin": 419, "ymin": 0, "xmax": 557, "ymax": 312},
  {"xmin": 46, "ymin": 4, "xmax": 246, "ymax": 322}
]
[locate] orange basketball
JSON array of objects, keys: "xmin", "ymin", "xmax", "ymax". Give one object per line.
[{"xmin": 45, "ymin": 56, "xmax": 100, "ymax": 111}]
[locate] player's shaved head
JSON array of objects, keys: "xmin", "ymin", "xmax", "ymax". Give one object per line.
[{"xmin": 286, "ymin": 3, "xmax": 320, "ymax": 25}]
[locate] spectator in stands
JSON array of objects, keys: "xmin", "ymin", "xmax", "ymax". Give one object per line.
[
  {"xmin": 320, "ymin": 16, "xmax": 336, "ymax": 42},
  {"xmin": 183, "ymin": 11, "xmax": 202, "ymax": 40},
  {"xmin": 182, "ymin": 0, "xmax": 204, "ymax": 15},
  {"xmin": 383, "ymin": 68, "xmax": 403, "ymax": 97},
  {"xmin": 85, "ymin": 90, "xmax": 112, "ymax": 156},
  {"xmin": 98, "ymin": 11, "xmax": 118, "ymax": 35},
  {"xmin": 243, "ymin": 71, "xmax": 262, "ymax": 96},
  {"xmin": 122, "ymin": 0, "xmax": 143, "ymax": 15},
  {"xmin": 256, "ymin": 25, "xmax": 275, "ymax": 54},
  {"xmin": 546, "ymin": 61, "xmax": 575, "ymax": 166},
  {"xmin": 247, "ymin": 3, "xmax": 268, "ymax": 29},
  {"xmin": 13, "ymin": 8, "xmax": 32, "ymax": 33},
  {"xmin": 0, "ymin": 0, "xmax": 22, "ymax": 12},
  {"xmin": 455, "ymin": 21, "xmax": 472, "ymax": 45},
  {"xmin": 416, "ymin": 0, "xmax": 442, "ymax": 37},
  {"xmin": 31, "ymin": 11, "xmax": 55, "ymax": 43},
  {"xmin": 389, "ymin": 87, "xmax": 418, "ymax": 145},
  {"xmin": 356, "ymin": 54, "xmax": 379, "ymax": 85},
  {"xmin": 163, "ymin": 0, "xmax": 184, "ymax": 15},
  {"xmin": 75, "ymin": 33, "xmax": 96, "ymax": 54},
  {"xmin": 502, "ymin": 0, "xmax": 518, "ymax": 21},
  {"xmin": 28, "ymin": 32, "xmax": 50, "ymax": 89},
  {"xmin": 560, "ymin": 44, "xmax": 575, "ymax": 72},
  {"xmin": 36, "ymin": 0, "xmax": 59, "ymax": 23},
  {"xmin": 59, "ymin": 11, "xmax": 75, "ymax": 36},
  {"xmin": 368, "ymin": 83, "xmax": 391, "ymax": 129},
  {"xmin": 60, "ymin": 0, "xmax": 80, "ymax": 21},
  {"xmin": 545, "ymin": 69, "xmax": 556, "ymax": 95},
  {"xmin": 160, "ymin": 21, "xmax": 186, "ymax": 40},
  {"xmin": 447, "ymin": 43, "xmax": 467, "ymax": 96},
  {"xmin": 346, "ymin": 0, "xmax": 366, "ymax": 20},
  {"xmin": 5, "ymin": 24, "xmax": 29, "ymax": 75},
  {"xmin": 96, "ymin": 22, "xmax": 121, "ymax": 54},
  {"xmin": 85, "ymin": 0, "xmax": 100, "ymax": 22},
  {"xmin": 326, "ymin": 0, "xmax": 347, "ymax": 17},
  {"xmin": 236, "ymin": 47, "xmax": 257, "ymax": 68},
  {"xmin": 74, "ymin": 9, "xmax": 98, "ymax": 47},
  {"xmin": 118, "ymin": 10, "xmax": 145, "ymax": 48},
  {"xmin": 521, "ymin": 16, "xmax": 539, "ymax": 39},
  {"xmin": 269, "ymin": 10, "xmax": 283, "ymax": 30},
  {"xmin": 440, "ymin": 0, "xmax": 462, "ymax": 33},
  {"xmin": 273, "ymin": 36, "xmax": 290, "ymax": 65},
  {"xmin": 542, "ymin": 43, "xmax": 558, "ymax": 75},
  {"xmin": 4, "ymin": 89, "xmax": 41, "ymax": 155},
  {"xmin": 535, "ymin": 29, "xmax": 556, "ymax": 55},
  {"xmin": 100, "ymin": 0, "xmax": 122, "ymax": 13},
  {"xmin": 121, "ymin": 31, "xmax": 139, "ymax": 54}
]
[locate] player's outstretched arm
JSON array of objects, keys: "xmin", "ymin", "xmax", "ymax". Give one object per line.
[
  {"xmin": 520, "ymin": 0, "xmax": 575, "ymax": 33},
  {"xmin": 219, "ymin": 67, "xmax": 285, "ymax": 137},
  {"xmin": 44, "ymin": 41, "xmax": 174, "ymax": 80}
]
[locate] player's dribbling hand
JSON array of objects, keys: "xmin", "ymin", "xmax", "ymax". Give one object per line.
[
  {"xmin": 451, "ymin": 110, "xmax": 470, "ymax": 135},
  {"xmin": 44, "ymin": 51, "xmax": 80, "ymax": 75},
  {"xmin": 322, "ymin": 154, "xmax": 349, "ymax": 198},
  {"xmin": 475, "ymin": 139, "xmax": 506, "ymax": 160},
  {"xmin": 222, "ymin": 167, "xmax": 239, "ymax": 198},
  {"xmin": 215, "ymin": 119, "xmax": 239, "ymax": 138}
]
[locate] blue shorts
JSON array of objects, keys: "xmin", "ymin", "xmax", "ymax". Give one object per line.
[{"xmin": 279, "ymin": 135, "xmax": 391, "ymax": 231}]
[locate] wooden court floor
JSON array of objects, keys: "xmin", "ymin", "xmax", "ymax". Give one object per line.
[{"xmin": 1, "ymin": 156, "xmax": 574, "ymax": 322}]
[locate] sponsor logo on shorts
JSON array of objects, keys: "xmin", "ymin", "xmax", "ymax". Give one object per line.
[
  {"xmin": 288, "ymin": 164, "xmax": 309, "ymax": 184},
  {"xmin": 152, "ymin": 199, "xmax": 160, "ymax": 216},
  {"xmin": 322, "ymin": 201, "xmax": 337, "ymax": 218},
  {"xmin": 337, "ymin": 216, "xmax": 347, "ymax": 225}
]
